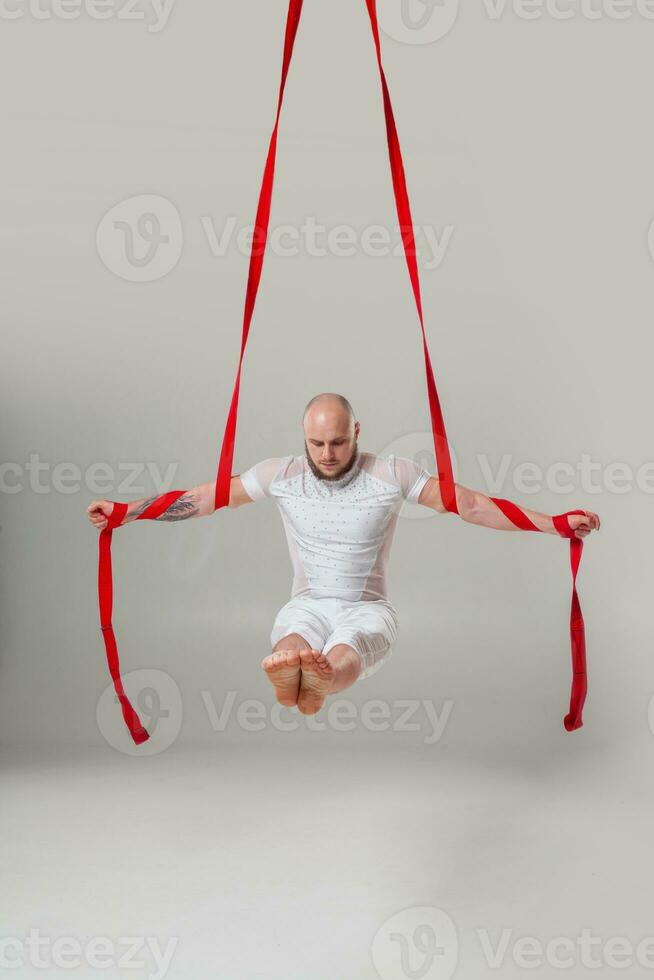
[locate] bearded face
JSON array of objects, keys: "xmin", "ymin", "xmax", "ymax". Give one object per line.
[{"xmin": 304, "ymin": 438, "xmax": 359, "ymax": 482}]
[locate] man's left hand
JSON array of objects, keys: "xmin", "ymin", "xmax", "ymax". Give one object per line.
[{"xmin": 565, "ymin": 511, "xmax": 601, "ymax": 540}]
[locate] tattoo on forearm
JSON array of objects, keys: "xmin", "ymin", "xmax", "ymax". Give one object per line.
[{"xmin": 127, "ymin": 491, "xmax": 200, "ymax": 522}]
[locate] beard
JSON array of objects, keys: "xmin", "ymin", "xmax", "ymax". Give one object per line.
[{"xmin": 304, "ymin": 440, "xmax": 359, "ymax": 482}]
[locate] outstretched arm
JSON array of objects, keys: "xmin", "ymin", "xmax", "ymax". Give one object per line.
[
  {"xmin": 86, "ymin": 475, "xmax": 253, "ymax": 530},
  {"xmin": 418, "ymin": 477, "xmax": 600, "ymax": 540}
]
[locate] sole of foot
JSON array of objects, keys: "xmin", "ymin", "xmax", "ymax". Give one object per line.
[
  {"xmin": 297, "ymin": 648, "xmax": 334, "ymax": 715},
  {"xmin": 261, "ymin": 649, "xmax": 302, "ymax": 707}
]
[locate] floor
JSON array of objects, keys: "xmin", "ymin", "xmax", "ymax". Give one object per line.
[{"xmin": 2, "ymin": 728, "xmax": 650, "ymax": 980}]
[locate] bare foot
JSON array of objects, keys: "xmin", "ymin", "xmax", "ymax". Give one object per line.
[
  {"xmin": 297, "ymin": 649, "xmax": 334, "ymax": 715},
  {"xmin": 262, "ymin": 649, "xmax": 302, "ymax": 707}
]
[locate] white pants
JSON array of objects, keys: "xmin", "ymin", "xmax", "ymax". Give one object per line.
[{"xmin": 270, "ymin": 595, "xmax": 399, "ymax": 680}]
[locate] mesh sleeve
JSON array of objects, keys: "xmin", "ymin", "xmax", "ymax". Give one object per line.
[
  {"xmin": 238, "ymin": 457, "xmax": 289, "ymax": 502},
  {"xmin": 389, "ymin": 454, "xmax": 432, "ymax": 503}
]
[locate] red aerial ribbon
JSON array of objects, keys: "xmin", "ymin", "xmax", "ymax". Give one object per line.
[
  {"xmin": 97, "ymin": 0, "xmax": 588, "ymax": 742},
  {"xmin": 552, "ymin": 512, "xmax": 588, "ymax": 732}
]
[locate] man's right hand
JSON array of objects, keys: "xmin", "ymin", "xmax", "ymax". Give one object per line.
[{"xmin": 86, "ymin": 500, "xmax": 114, "ymax": 531}]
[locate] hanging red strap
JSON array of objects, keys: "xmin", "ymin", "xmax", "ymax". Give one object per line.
[
  {"xmin": 96, "ymin": 0, "xmax": 305, "ymax": 744},
  {"xmin": 363, "ymin": 0, "xmax": 458, "ymax": 513},
  {"xmin": 362, "ymin": 0, "xmax": 588, "ymax": 731},
  {"xmin": 552, "ymin": 512, "xmax": 588, "ymax": 731},
  {"xmin": 213, "ymin": 0, "xmax": 304, "ymax": 510},
  {"xmin": 98, "ymin": 493, "xmax": 187, "ymax": 743},
  {"xmin": 97, "ymin": 0, "xmax": 589, "ymax": 743}
]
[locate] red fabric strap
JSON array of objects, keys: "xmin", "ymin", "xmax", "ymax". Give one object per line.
[
  {"xmin": 97, "ymin": 0, "xmax": 588, "ymax": 742},
  {"xmin": 552, "ymin": 510, "xmax": 587, "ymax": 730},
  {"xmin": 98, "ymin": 493, "xmax": 186, "ymax": 743}
]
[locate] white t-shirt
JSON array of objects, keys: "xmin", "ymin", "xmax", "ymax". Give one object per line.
[{"xmin": 238, "ymin": 451, "xmax": 431, "ymax": 602}]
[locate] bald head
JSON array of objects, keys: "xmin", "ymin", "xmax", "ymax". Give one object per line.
[
  {"xmin": 302, "ymin": 392, "xmax": 361, "ymax": 482},
  {"xmin": 302, "ymin": 392, "xmax": 355, "ymax": 428}
]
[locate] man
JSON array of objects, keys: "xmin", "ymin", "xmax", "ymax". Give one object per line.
[{"xmin": 87, "ymin": 392, "xmax": 600, "ymax": 717}]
